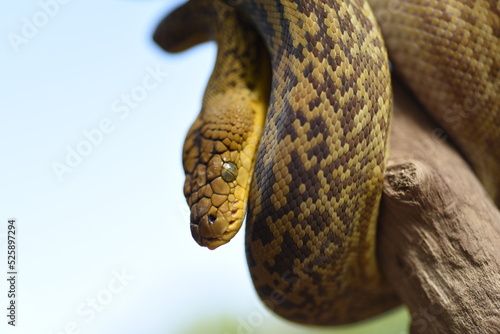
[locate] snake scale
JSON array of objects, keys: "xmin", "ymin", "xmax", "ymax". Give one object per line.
[{"xmin": 154, "ymin": 0, "xmax": 500, "ymax": 325}]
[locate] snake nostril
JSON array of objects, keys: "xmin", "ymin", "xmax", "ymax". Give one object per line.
[{"xmin": 208, "ymin": 214, "xmax": 217, "ymax": 224}]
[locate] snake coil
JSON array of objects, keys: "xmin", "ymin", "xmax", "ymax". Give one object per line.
[{"xmin": 154, "ymin": 0, "xmax": 500, "ymax": 325}]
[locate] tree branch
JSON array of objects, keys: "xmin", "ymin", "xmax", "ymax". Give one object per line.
[{"xmin": 378, "ymin": 77, "xmax": 500, "ymax": 334}]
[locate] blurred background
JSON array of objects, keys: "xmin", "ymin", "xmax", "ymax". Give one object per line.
[{"xmin": 1, "ymin": 0, "xmax": 409, "ymax": 333}]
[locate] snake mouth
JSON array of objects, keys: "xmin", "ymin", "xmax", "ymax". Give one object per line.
[
  {"xmin": 188, "ymin": 195, "xmax": 246, "ymax": 249},
  {"xmin": 190, "ymin": 216, "xmax": 241, "ymax": 250}
]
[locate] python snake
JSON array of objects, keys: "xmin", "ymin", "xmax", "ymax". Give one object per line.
[{"xmin": 154, "ymin": 0, "xmax": 500, "ymax": 325}]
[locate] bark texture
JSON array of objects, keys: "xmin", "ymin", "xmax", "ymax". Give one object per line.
[{"xmin": 378, "ymin": 78, "xmax": 500, "ymax": 334}]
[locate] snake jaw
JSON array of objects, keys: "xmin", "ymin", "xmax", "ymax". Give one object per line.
[
  {"xmin": 189, "ymin": 198, "xmax": 244, "ymax": 249},
  {"xmin": 191, "ymin": 222, "xmax": 239, "ymax": 250}
]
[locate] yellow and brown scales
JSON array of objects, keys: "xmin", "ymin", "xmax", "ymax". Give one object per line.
[{"xmin": 154, "ymin": 0, "xmax": 500, "ymax": 327}]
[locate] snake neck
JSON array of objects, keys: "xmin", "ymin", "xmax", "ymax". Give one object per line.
[{"xmin": 183, "ymin": 1, "xmax": 272, "ymax": 249}]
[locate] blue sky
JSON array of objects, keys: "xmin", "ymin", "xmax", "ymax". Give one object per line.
[{"xmin": 0, "ymin": 1, "xmax": 408, "ymax": 333}]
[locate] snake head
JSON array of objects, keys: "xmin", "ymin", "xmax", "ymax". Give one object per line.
[
  {"xmin": 184, "ymin": 152, "xmax": 247, "ymax": 250},
  {"xmin": 182, "ymin": 95, "xmax": 264, "ymax": 249}
]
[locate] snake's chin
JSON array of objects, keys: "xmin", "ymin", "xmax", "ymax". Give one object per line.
[
  {"xmin": 202, "ymin": 238, "xmax": 228, "ymax": 250},
  {"xmin": 190, "ymin": 220, "xmax": 240, "ymax": 250}
]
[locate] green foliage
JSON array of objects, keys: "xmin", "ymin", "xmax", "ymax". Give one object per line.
[{"xmin": 180, "ymin": 307, "xmax": 410, "ymax": 334}]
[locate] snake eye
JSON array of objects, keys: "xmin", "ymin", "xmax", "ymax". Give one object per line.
[{"xmin": 221, "ymin": 162, "xmax": 238, "ymax": 182}]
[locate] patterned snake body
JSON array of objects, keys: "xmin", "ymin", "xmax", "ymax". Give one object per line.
[
  {"xmin": 155, "ymin": 0, "xmax": 499, "ymax": 326},
  {"xmin": 369, "ymin": 0, "xmax": 500, "ymax": 204}
]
